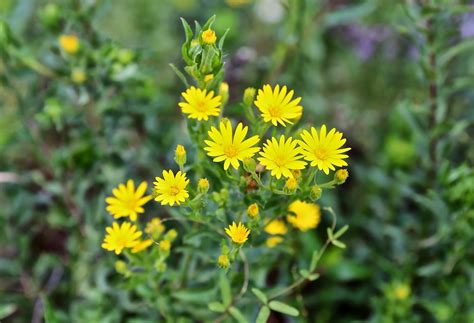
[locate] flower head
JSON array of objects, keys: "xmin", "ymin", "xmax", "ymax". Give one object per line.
[
  {"xmin": 258, "ymin": 135, "xmax": 306, "ymax": 179},
  {"xmin": 131, "ymin": 239, "xmax": 153, "ymax": 253},
  {"xmin": 335, "ymin": 169, "xmax": 349, "ymax": 184},
  {"xmin": 145, "ymin": 218, "xmax": 165, "ymax": 239},
  {"xmin": 284, "ymin": 178, "xmax": 298, "ymax": 192},
  {"xmin": 153, "ymin": 170, "xmax": 189, "ymax": 206},
  {"xmin": 225, "ymin": 222, "xmax": 250, "ymax": 245},
  {"xmin": 254, "ymin": 84, "xmax": 302, "ymax": 126},
  {"xmin": 197, "ymin": 178, "xmax": 210, "ymax": 193},
  {"xmin": 159, "ymin": 239, "xmax": 171, "ymax": 251},
  {"xmin": 266, "ymin": 236, "xmax": 284, "ymax": 248},
  {"xmin": 287, "ymin": 200, "xmax": 321, "ymax": 232},
  {"xmin": 247, "ymin": 203, "xmax": 259, "ymax": 218},
  {"xmin": 204, "ymin": 121, "xmax": 260, "ymax": 170},
  {"xmin": 102, "ymin": 222, "xmax": 142, "ymax": 255},
  {"xmin": 174, "ymin": 144, "xmax": 187, "ymax": 166},
  {"xmin": 59, "ymin": 34, "xmax": 79, "ymax": 54},
  {"xmin": 71, "ymin": 68, "xmax": 86, "ymax": 84},
  {"xmin": 218, "ymin": 255, "xmax": 230, "ymax": 268},
  {"xmin": 299, "ymin": 125, "xmax": 351, "ymax": 175},
  {"xmin": 264, "ymin": 219, "xmax": 288, "ymax": 235},
  {"xmin": 105, "ymin": 180, "xmax": 152, "ymax": 221},
  {"xmin": 202, "ymin": 29, "xmax": 217, "ymax": 44},
  {"xmin": 178, "ymin": 86, "xmax": 222, "ymax": 121}
]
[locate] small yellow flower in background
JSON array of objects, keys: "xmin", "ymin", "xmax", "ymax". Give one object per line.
[
  {"xmin": 115, "ymin": 260, "xmax": 128, "ymax": 274},
  {"xmin": 220, "ymin": 82, "xmax": 229, "ymax": 104},
  {"xmin": 266, "ymin": 236, "xmax": 284, "ymax": 248},
  {"xmin": 247, "ymin": 203, "xmax": 259, "ymax": 218},
  {"xmin": 145, "ymin": 218, "xmax": 165, "ymax": 238},
  {"xmin": 226, "ymin": 0, "xmax": 253, "ymax": 7},
  {"xmin": 204, "ymin": 74, "xmax": 214, "ymax": 82},
  {"xmin": 159, "ymin": 239, "xmax": 171, "ymax": 251},
  {"xmin": 258, "ymin": 135, "xmax": 306, "ymax": 179},
  {"xmin": 153, "ymin": 170, "xmax": 189, "ymax": 206},
  {"xmin": 165, "ymin": 229, "xmax": 178, "ymax": 242},
  {"xmin": 287, "ymin": 200, "xmax": 321, "ymax": 232},
  {"xmin": 218, "ymin": 255, "xmax": 230, "ymax": 268},
  {"xmin": 197, "ymin": 178, "xmax": 210, "ymax": 193},
  {"xmin": 285, "ymin": 177, "xmax": 298, "ymax": 191},
  {"xmin": 131, "ymin": 239, "xmax": 153, "ymax": 253},
  {"xmin": 102, "ymin": 222, "xmax": 142, "ymax": 255},
  {"xmin": 393, "ymin": 283, "xmax": 411, "ymax": 300},
  {"xmin": 225, "ymin": 222, "xmax": 250, "ymax": 245},
  {"xmin": 204, "ymin": 121, "xmax": 260, "ymax": 170},
  {"xmin": 254, "ymin": 84, "xmax": 303, "ymax": 127},
  {"xmin": 174, "ymin": 144, "xmax": 187, "ymax": 166},
  {"xmin": 299, "ymin": 125, "xmax": 351, "ymax": 175},
  {"xmin": 264, "ymin": 219, "xmax": 288, "ymax": 235},
  {"xmin": 202, "ymin": 29, "xmax": 217, "ymax": 44},
  {"xmin": 105, "ymin": 180, "xmax": 152, "ymax": 221},
  {"xmin": 335, "ymin": 169, "xmax": 349, "ymax": 184},
  {"xmin": 243, "ymin": 87, "xmax": 256, "ymax": 106},
  {"xmin": 71, "ymin": 68, "xmax": 86, "ymax": 84},
  {"xmin": 59, "ymin": 34, "xmax": 80, "ymax": 54},
  {"xmin": 178, "ymin": 86, "xmax": 222, "ymax": 121}
]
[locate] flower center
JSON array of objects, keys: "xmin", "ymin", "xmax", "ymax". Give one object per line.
[
  {"xmin": 195, "ymin": 100, "xmax": 207, "ymax": 112},
  {"xmin": 274, "ymin": 155, "xmax": 287, "ymax": 167},
  {"xmin": 267, "ymin": 106, "xmax": 282, "ymax": 118},
  {"xmin": 169, "ymin": 186, "xmax": 180, "ymax": 196},
  {"xmin": 224, "ymin": 145, "xmax": 239, "ymax": 158},
  {"xmin": 314, "ymin": 148, "xmax": 328, "ymax": 160}
]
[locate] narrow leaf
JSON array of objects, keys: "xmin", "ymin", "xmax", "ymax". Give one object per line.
[
  {"xmin": 256, "ymin": 306, "xmax": 271, "ymax": 323},
  {"xmin": 169, "ymin": 63, "xmax": 189, "ymax": 87},
  {"xmin": 268, "ymin": 301, "xmax": 299, "ymax": 317},
  {"xmin": 229, "ymin": 306, "xmax": 247, "ymax": 323},
  {"xmin": 208, "ymin": 302, "xmax": 225, "ymax": 313},
  {"xmin": 218, "ymin": 28, "xmax": 230, "ymax": 50},
  {"xmin": 334, "ymin": 225, "xmax": 349, "ymax": 239},
  {"xmin": 220, "ymin": 272, "xmax": 232, "ymax": 307},
  {"xmin": 251, "ymin": 288, "xmax": 268, "ymax": 304},
  {"xmin": 332, "ymin": 239, "xmax": 347, "ymax": 249}
]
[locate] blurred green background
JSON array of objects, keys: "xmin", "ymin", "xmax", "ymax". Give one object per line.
[{"xmin": 1, "ymin": 0, "xmax": 474, "ymax": 322}]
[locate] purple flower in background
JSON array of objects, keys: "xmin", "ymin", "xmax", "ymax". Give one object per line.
[
  {"xmin": 343, "ymin": 24, "xmax": 393, "ymax": 60},
  {"xmin": 460, "ymin": 11, "xmax": 474, "ymax": 39}
]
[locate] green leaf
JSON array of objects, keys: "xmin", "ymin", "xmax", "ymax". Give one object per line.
[
  {"xmin": 439, "ymin": 38, "xmax": 474, "ymax": 67},
  {"xmin": 202, "ymin": 15, "xmax": 216, "ymax": 31},
  {"xmin": 268, "ymin": 301, "xmax": 299, "ymax": 317},
  {"xmin": 331, "ymin": 239, "xmax": 346, "ymax": 249},
  {"xmin": 308, "ymin": 273, "xmax": 320, "ymax": 281},
  {"xmin": 169, "ymin": 63, "xmax": 189, "ymax": 88},
  {"xmin": 208, "ymin": 302, "xmax": 225, "ymax": 313},
  {"xmin": 251, "ymin": 287, "xmax": 268, "ymax": 304},
  {"xmin": 323, "ymin": 2, "xmax": 376, "ymax": 27},
  {"xmin": 0, "ymin": 304, "xmax": 16, "ymax": 320},
  {"xmin": 43, "ymin": 296, "xmax": 59, "ymax": 323},
  {"xmin": 219, "ymin": 272, "xmax": 232, "ymax": 307},
  {"xmin": 326, "ymin": 227, "xmax": 334, "ymax": 240},
  {"xmin": 333, "ymin": 225, "xmax": 349, "ymax": 239},
  {"xmin": 180, "ymin": 17, "xmax": 193, "ymax": 43},
  {"xmin": 229, "ymin": 306, "xmax": 247, "ymax": 323},
  {"xmin": 256, "ymin": 306, "xmax": 270, "ymax": 323},
  {"xmin": 218, "ymin": 28, "xmax": 230, "ymax": 50}
]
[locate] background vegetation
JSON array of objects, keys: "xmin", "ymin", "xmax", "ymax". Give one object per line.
[{"xmin": 1, "ymin": 0, "xmax": 473, "ymax": 321}]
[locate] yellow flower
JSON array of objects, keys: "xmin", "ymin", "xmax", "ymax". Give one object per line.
[
  {"xmin": 145, "ymin": 218, "xmax": 165, "ymax": 238},
  {"xmin": 247, "ymin": 203, "xmax": 259, "ymax": 218},
  {"xmin": 197, "ymin": 178, "xmax": 210, "ymax": 193},
  {"xmin": 218, "ymin": 255, "xmax": 230, "ymax": 268},
  {"xmin": 254, "ymin": 84, "xmax": 302, "ymax": 126},
  {"xmin": 299, "ymin": 125, "xmax": 351, "ymax": 175},
  {"xmin": 285, "ymin": 178, "xmax": 298, "ymax": 191},
  {"xmin": 287, "ymin": 200, "xmax": 321, "ymax": 232},
  {"xmin": 174, "ymin": 144, "xmax": 187, "ymax": 166},
  {"xmin": 226, "ymin": 0, "xmax": 252, "ymax": 8},
  {"xmin": 178, "ymin": 86, "xmax": 222, "ymax": 121},
  {"xmin": 159, "ymin": 239, "xmax": 171, "ymax": 251},
  {"xmin": 131, "ymin": 239, "xmax": 153, "ymax": 253},
  {"xmin": 258, "ymin": 135, "xmax": 306, "ymax": 179},
  {"xmin": 225, "ymin": 222, "xmax": 250, "ymax": 245},
  {"xmin": 71, "ymin": 68, "xmax": 86, "ymax": 84},
  {"xmin": 105, "ymin": 180, "xmax": 152, "ymax": 221},
  {"xmin": 394, "ymin": 284, "xmax": 411, "ymax": 300},
  {"xmin": 202, "ymin": 29, "xmax": 217, "ymax": 44},
  {"xmin": 264, "ymin": 219, "xmax": 288, "ymax": 235},
  {"xmin": 153, "ymin": 170, "xmax": 189, "ymax": 206},
  {"xmin": 204, "ymin": 121, "xmax": 260, "ymax": 170},
  {"xmin": 335, "ymin": 169, "xmax": 349, "ymax": 184},
  {"xmin": 204, "ymin": 74, "xmax": 214, "ymax": 82},
  {"xmin": 101, "ymin": 222, "xmax": 142, "ymax": 255},
  {"xmin": 266, "ymin": 236, "xmax": 284, "ymax": 248},
  {"xmin": 59, "ymin": 34, "xmax": 79, "ymax": 54}
]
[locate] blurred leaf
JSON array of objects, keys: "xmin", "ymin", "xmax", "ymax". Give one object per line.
[
  {"xmin": 256, "ymin": 306, "xmax": 270, "ymax": 323},
  {"xmin": 268, "ymin": 300, "xmax": 299, "ymax": 317},
  {"xmin": 0, "ymin": 303, "xmax": 16, "ymax": 320},
  {"xmin": 208, "ymin": 301, "xmax": 225, "ymax": 313},
  {"xmin": 219, "ymin": 272, "xmax": 231, "ymax": 307},
  {"xmin": 228, "ymin": 306, "xmax": 247, "ymax": 323},
  {"xmin": 251, "ymin": 288, "xmax": 268, "ymax": 304}
]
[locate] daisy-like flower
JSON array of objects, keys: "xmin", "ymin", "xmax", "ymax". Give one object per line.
[
  {"xmin": 266, "ymin": 236, "xmax": 284, "ymax": 248},
  {"xmin": 225, "ymin": 222, "xmax": 250, "ymax": 245},
  {"xmin": 258, "ymin": 135, "xmax": 307, "ymax": 179},
  {"xmin": 145, "ymin": 218, "xmax": 165, "ymax": 239},
  {"xmin": 102, "ymin": 222, "xmax": 142, "ymax": 255},
  {"xmin": 204, "ymin": 121, "xmax": 260, "ymax": 170},
  {"xmin": 202, "ymin": 29, "xmax": 217, "ymax": 44},
  {"xmin": 254, "ymin": 84, "xmax": 303, "ymax": 127},
  {"xmin": 131, "ymin": 239, "xmax": 153, "ymax": 254},
  {"xmin": 299, "ymin": 125, "xmax": 351, "ymax": 175},
  {"xmin": 105, "ymin": 180, "xmax": 152, "ymax": 221},
  {"xmin": 264, "ymin": 219, "xmax": 288, "ymax": 235},
  {"xmin": 178, "ymin": 86, "xmax": 222, "ymax": 121},
  {"xmin": 287, "ymin": 200, "xmax": 321, "ymax": 232},
  {"xmin": 153, "ymin": 170, "xmax": 190, "ymax": 206},
  {"xmin": 59, "ymin": 34, "xmax": 79, "ymax": 54}
]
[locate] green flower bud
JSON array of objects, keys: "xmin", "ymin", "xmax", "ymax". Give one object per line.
[
  {"xmin": 243, "ymin": 157, "xmax": 256, "ymax": 172},
  {"xmin": 310, "ymin": 185, "xmax": 322, "ymax": 201},
  {"xmin": 243, "ymin": 87, "xmax": 256, "ymax": 106}
]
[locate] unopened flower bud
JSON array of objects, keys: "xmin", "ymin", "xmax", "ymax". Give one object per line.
[
  {"xmin": 220, "ymin": 82, "xmax": 229, "ymax": 105},
  {"xmin": 115, "ymin": 260, "xmax": 127, "ymax": 274},
  {"xmin": 217, "ymin": 254, "xmax": 230, "ymax": 268},
  {"xmin": 165, "ymin": 229, "xmax": 178, "ymax": 242},
  {"xmin": 202, "ymin": 29, "xmax": 217, "ymax": 44},
  {"xmin": 291, "ymin": 169, "xmax": 301, "ymax": 180},
  {"xmin": 59, "ymin": 34, "xmax": 79, "ymax": 54},
  {"xmin": 247, "ymin": 203, "xmax": 259, "ymax": 218},
  {"xmin": 174, "ymin": 144, "xmax": 187, "ymax": 167},
  {"xmin": 243, "ymin": 87, "xmax": 256, "ymax": 106},
  {"xmin": 197, "ymin": 178, "xmax": 209, "ymax": 194},
  {"xmin": 310, "ymin": 185, "xmax": 322, "ymax": 201},
  {"xmin": 284, "ymin": 178, "xmax": 298, "ymax": 193},
  {"xmin": 154, "ymin": 261, "xmax": 167, "ymax": 272},
  {"xmin": 71, "ymin": 68, "xmax": 86, "ymax": 84},
  {"xmin": 334, "ymin": 169, "xmax": 349, "ymax": 184},
  {"xmin": 243, "ymin": 158, "xmax": 256, "ymax": 172},
  {"xmin": 159, "ymin": 239, "xmax": 171, "ymax": 252},
  {"xmin": 204, "ymin": 74, "xmax": 214, "ymax": 83}
]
